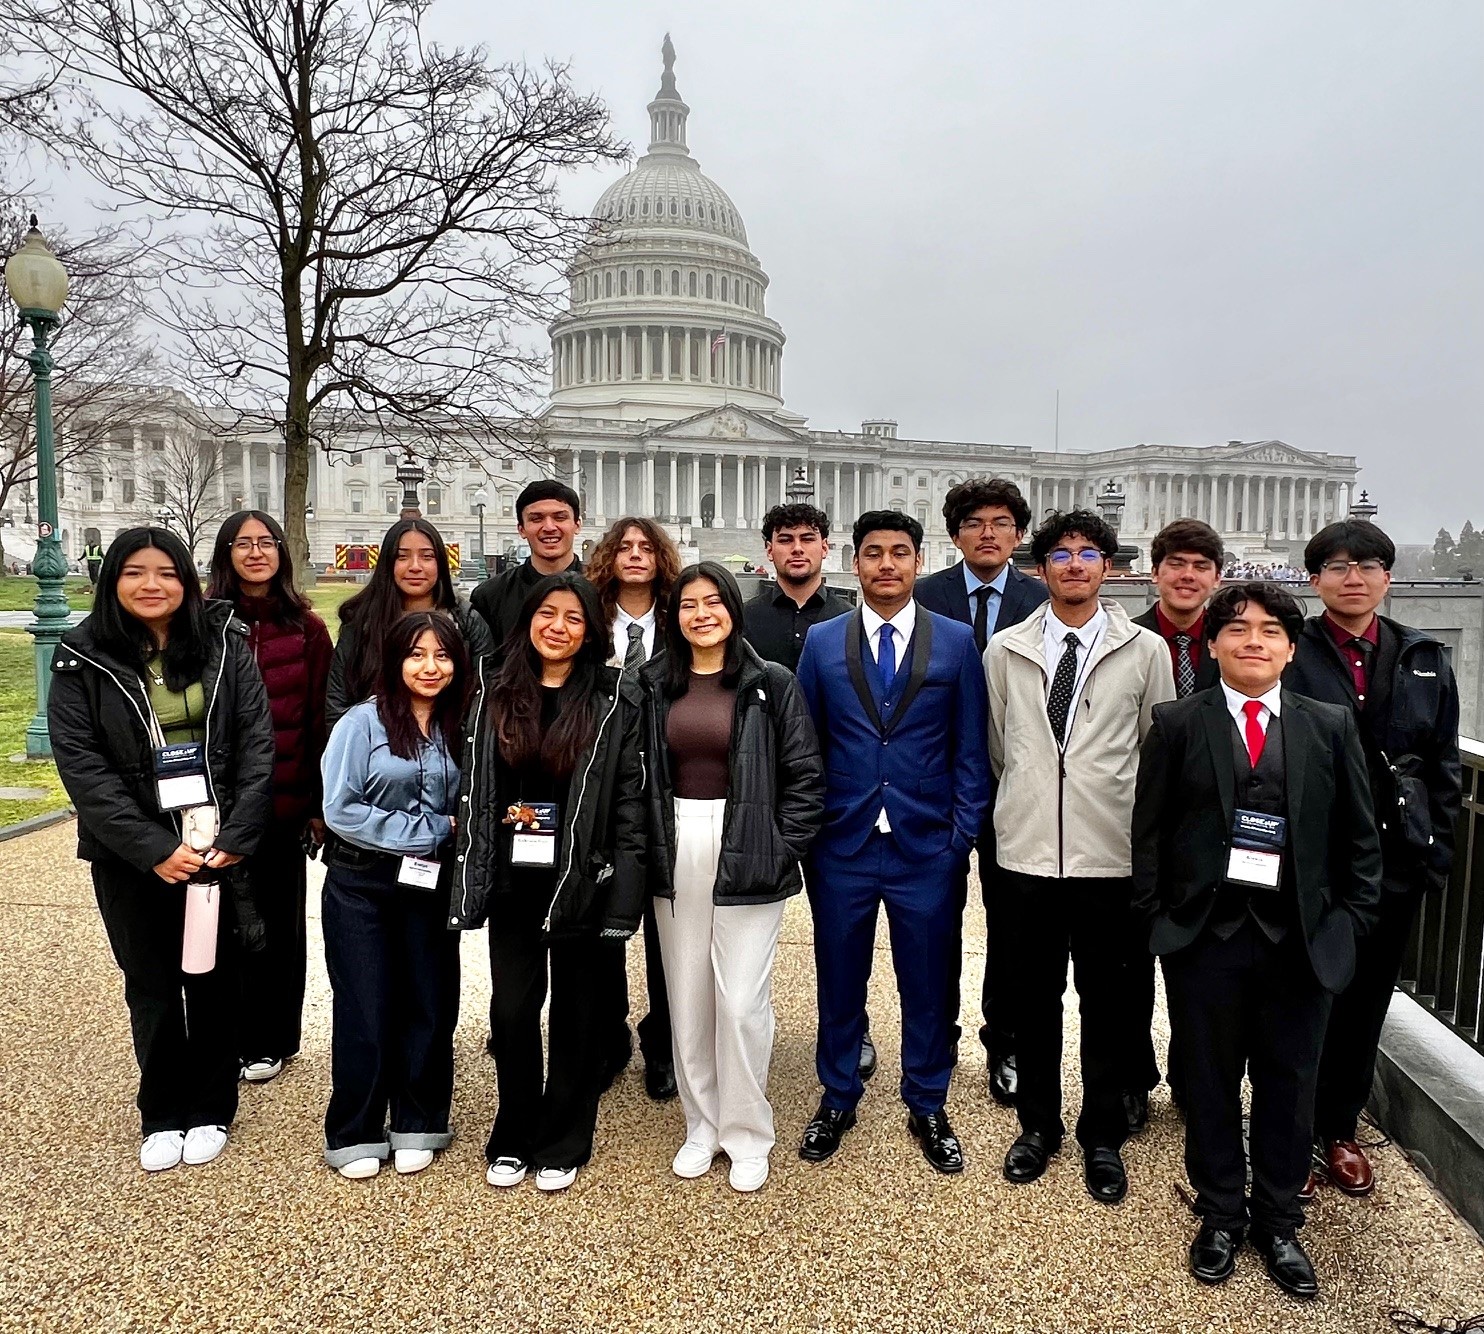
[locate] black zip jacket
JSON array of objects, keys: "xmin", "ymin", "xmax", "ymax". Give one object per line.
[
  {"xmin": 446, "ymin": 661, "xmax": 646, "ymax": 938},
  {"xmin": 641, "ymin": 642, "xmax": 825, "ymax": 907},
  {"xmin": 325, "ymin": 597, "xmax": 493, "ymax": 732},
  {"xmin": 1285, "ymin": 613, "xmax": 1462, "ymax": 890},
  {"xmin": 471, "ymin": 556, "xmax": 584, "ymax": 664},
  {"xmin": 47, "ymin": 601, "xmax": 277, "ymax": 874}
]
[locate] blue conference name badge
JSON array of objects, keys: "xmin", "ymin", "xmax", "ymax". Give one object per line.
[
  {"xmin": 506, "ymin": 801, "xmax": 560, "ymax": 868},
  {"xmin": 1227, "ymin": 809, "xmax": 1287, "ymax": 890},
  {"xmin": 153, "ymin": 742, "xmax": 209, "ymax": 811}
]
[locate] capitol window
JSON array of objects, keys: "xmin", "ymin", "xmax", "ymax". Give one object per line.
[
  {"xmin": 620, "ymin": 271, "xmax": 628, "ymax": 295},
  {"xmin": 917, "ymin": 476, "xmax": 928, "ymax": 488},
  {"xmin": 688, "ymin": 272, "xmax": 697, "ymax": 296},
  {"xmin": 384, "ymin": 490, "xmax": 398, "ymax": 514},
  {"xmin": 605, "ymin": 271, "xmax": 613, "ymax": 297},
  {"xmin": 669, "ymin": 199, "xmax": 677, "ymax": 216},
  {"xmin": 654, "ymin": 268, "xmax": 662, "ymax": 292},
  {"xmin": 705, "ymin": 273, "xmax": 713, "ymax": 299},
  {"xmin": 672, "ymin": 270, "xmax": 681, "ymax": 294},
  {"xmin": 635, "ymin": 269, "xmax": 645, "ymax": 295},
  {"xmin": 683, "ymin": 202, "xmax": 691, "ymax": 218},
  {"xmin": 892, "ymin": 473, "xmax": 905, "ymax": 487},
  {"xmin": 641, "ymin": 198, "xmax": 649, "ymax": 216}
]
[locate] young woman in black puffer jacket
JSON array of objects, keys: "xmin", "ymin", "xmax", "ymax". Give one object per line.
[{"xmin": 639, "ymin": 562, "xmax": 824, "ymax": 1195}]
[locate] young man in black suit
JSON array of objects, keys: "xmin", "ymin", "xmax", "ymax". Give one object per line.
[
  {"xmin": 1124, "ymin": 518, "xmax": 1224, "ymax": 1130},
  {"xmin": 1132, "ymin": 583, "xmax": 1382, "ymax": 1299},
  {"xmin": 916, "ymin": 477, "xmax": 1047, "ymax": 1106},
  {"xmin": 1286, "ymin": 521, "xmax": 1461, "ymax": 1200}
]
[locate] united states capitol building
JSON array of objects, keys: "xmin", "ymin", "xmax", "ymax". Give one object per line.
[{"xmin": 38, "ymin": 37, "xmax": 1361, "ymax": 576}]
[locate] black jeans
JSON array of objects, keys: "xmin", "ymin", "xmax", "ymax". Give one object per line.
[
  {"xmin": 486, "ymin": 896, "xmax": 608, "ymax": 1170},
  {"xmin": 972, "ymin": 834, "xmax": 1017, "ymax": 1064},
  {"xmin": 238, "ymin": 823, "xmax": 309, "ymax": 1063},
  {"xmin": 1165, "ymin": 918, "xmax": 1332, "ymax": 1237},
  {"xmin": 599, "ymin": 897, "xmax": 674, "ymax": 1069},
  {"xmin": 322, "ymin": 861, "xmax": 460, "ymax": 1164},
  {"xmin": 1314, "ymin": 882, "xmax": 1422, "ymax": 1142},
  {"xmin": 1002, "ymin": 870, "xmax": 1132, "ymax": 1151},
  {"xmin": 92, "ymin": 858, "xmax": 240, "ymax": 1136}
]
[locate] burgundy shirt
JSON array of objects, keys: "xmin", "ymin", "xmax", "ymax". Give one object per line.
[
  {"xmin": 1323, "ymin": 612, "xmax": 1379, "ymax": 703},
  {"xmin": 1153, "ymin": 605, "xmax": 1205, "ymax": 682}
]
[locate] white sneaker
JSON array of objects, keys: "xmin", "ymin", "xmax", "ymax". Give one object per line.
[
  {"xmin": 534, "ymin": 1165, "xmax": 578, "ymax": 1192},
  {"xmin": 182, "ymin": 1125, "xmax": 229, "ymax": 1166},
  {"xmin": 394, "ymin": 1148, "xmax": 434, "ymax": 1175},
  {"xmin": 728, "ymin": 1156, "xmax": 770, "ymax": 1193},
  {"xmin": 485, "ymin": 1156, "xmax": 528, "ymax": 1188},
  {"xmin": 241, "ymin": 1058, "xmax": 283, "ymax": 1084},
  {"xmin": 672, "ymin": 1141, "xmax": 717, "ymax": 1179},
  {"xmin": 140, "ymin": 1131, "xmax": 185, "ymax": 1172},
  {"xmin": 337, "ymin": 1156, "xmax": 381, "ymax": 1180}
]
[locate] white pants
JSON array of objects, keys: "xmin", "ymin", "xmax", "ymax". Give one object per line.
[{"xmin": 655, "ymin": 798, "xmax": 787, "ymax": 1163}]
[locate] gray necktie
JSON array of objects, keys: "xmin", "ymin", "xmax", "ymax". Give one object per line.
[
  {"xmin": 623, "ymin": 620, "xmax": 646, "ymax": 672},
  {"xmin": 1173, "ymin": 633, "xmax": 1197, "ymax": 698}
]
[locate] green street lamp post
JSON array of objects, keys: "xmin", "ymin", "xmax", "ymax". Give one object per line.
[{"xmin": 5, "ymin": 217, "xmax": 71, "ymax": 760}]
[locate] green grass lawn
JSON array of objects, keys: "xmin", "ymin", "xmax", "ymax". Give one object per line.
[
  {"xmin": 0, "ymin": 630, "xmax": 72, "ymax": 828},
  {"xmin": 0, "ymin": 577, "xmax": 94, "ymax": 612}
]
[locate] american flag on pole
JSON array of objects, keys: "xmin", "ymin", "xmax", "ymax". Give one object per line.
[{"xmin": 710, "ymin": 330, "xmax": 727, "ymax": 354}]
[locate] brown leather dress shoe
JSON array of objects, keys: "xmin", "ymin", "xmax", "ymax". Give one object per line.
[
  {"xmin": 1325, "ymin": 1140, "xmax": 1375, "ymax": 1197},
  {"xmin": 1298, "ymin": 1170, "xmax": 1319, "ymax": 1204}
]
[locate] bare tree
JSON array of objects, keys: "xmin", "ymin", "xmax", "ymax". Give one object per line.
[
  {"xmin": 5, "ymin": 0, "xmax": 626, "ymax": 567},
  {"xmin": 145, "ymin": 430, "xmax": 230, "ymax": 557}
]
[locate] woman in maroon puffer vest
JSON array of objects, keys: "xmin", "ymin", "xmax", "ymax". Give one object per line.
[{"xmin": 207, "ymin": 510, "xmax": 333, "ymax": 1083}]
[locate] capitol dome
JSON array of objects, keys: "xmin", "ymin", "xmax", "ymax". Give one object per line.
[{"xmin": 547, "ymin": 36, "xmax": 787, "ymax": 422}]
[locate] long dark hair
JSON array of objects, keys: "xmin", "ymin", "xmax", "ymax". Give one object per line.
[
  {"xmin": 662, "ymin": 562, "xmax": 748, "ymax": 697},
  {"xmin": 91, "ymin": 527, "xmax": 213, "ymax": 690},
  {"xmin": 376, "ymin": 611, "xmax": 469, "ymax": 763},
  {"xmin": 340, "ymin": 518, "xmax": 458, "ymax": 703},
  {"xmin": 489, "ymin": 572, "xmax": 608, "ymax": 780},
  {"xmin": 205, "ymin": 509, "xmax": 311, "ymax": 623},
  {"xmin": 584, "ymin": 516, "xmax": 682, "ymax": 635}
]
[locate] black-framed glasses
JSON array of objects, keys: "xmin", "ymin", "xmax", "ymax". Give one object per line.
[
  {"xmin": 1045, "ymin": 548, "xmax": 1106, "ymax": 567},
  {"xmin": 1318, "ymin": 559, "xmax": 1386, "ymax": 577},
  {"xmin": 231, "ymin": 537, "xmax": 281, "ymax": 553},
  {"xmin": 959, "ymin": 517, "xmax": 1020, "ymax": 535}
]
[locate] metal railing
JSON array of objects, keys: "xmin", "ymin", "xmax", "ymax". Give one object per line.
[{"xmin": 1399, "ymin": 736, "xmax": 1484, "ymax": 1051}]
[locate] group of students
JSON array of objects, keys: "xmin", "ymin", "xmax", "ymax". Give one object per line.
[{"xmin": 50, "ymin": 475, "xmax": 1459, "ymax": 1300}]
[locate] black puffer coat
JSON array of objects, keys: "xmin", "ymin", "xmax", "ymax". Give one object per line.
[
  {"xmin": 642, "ymin": 642, "xmax": 825, "ymax": 906},
  {"xmin": 47, "ymin": 601, "xmax": 277, "ymax": 873},
  {"xmin": 447, "ymin": 661, "xmax": 646, "ymax": 939}
]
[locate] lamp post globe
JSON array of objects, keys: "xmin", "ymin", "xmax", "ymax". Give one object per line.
[{"xmin": 5, "ymin": 217, "xmax": 71, "ymax": 759}]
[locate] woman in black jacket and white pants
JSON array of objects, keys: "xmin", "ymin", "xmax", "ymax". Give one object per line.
[
  {"xmin": 641, "ymin": 562, "xmax": 824, "ymax": 1192},
  {"xmin": 48, "ymin": 528, "xmax": 275, "ymax": 1172}
]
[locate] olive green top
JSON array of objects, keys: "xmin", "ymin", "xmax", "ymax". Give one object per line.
[{"xmin": 144, "ymin": 656, "xmax": 206, "ymax": 744}]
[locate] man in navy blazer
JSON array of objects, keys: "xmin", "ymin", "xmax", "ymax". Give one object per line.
[
  {"xmin": 915, "ymin": 477, "xmax": 1047, "ymax": 1107},
  {"xmin": 796, "ymin": 510, "xmax": 990, "ymax": 1173}
]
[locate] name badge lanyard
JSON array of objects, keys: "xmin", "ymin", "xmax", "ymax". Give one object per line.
[
  {"xmin": 398, "ymin": 732, "xmax": 452, "ymax": 890},
  {"xmin": 140, "ymin": 677, "xmax": 212, "ymax": 815}
]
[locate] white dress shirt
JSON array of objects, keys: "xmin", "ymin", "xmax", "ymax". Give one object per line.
[
  {"xmin": 963, "ymin": 562, "xmax": 1010, "ymax": 633},
  {"xmin": 859, "ymin": 599, "xmax": 917, "ymax": 831},
  {"xmin": 611, "ymin": 602, "xmax": 657, "ymax": 665},
  {"xmin": 1041, "ymin": 604, "xmax": 1107, "ymax": 728},
  {"xmin": 1221, "ymin": 679, "xmax": 1283, "ymax": 735}
]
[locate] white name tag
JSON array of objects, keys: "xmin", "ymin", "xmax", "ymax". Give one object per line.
[
  {"xmin": 511, "ymin": 833, "xmax": 557, "ymax": 867},
  {"xmin": 158, "ymin": 772, "xmax": 210, "ymax": 811},
  {"xmin": 1226, "ymin": 847, "xmax": 1281, "ymax": 889},
  {"xmin": 397, "ymin": 856, "xmax": 441, "ymax": 890}
]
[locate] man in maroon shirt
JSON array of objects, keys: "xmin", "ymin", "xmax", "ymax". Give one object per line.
[{"xmin": 1126, "ymin": 519, "xmax": 1224, "ymax": 1130}]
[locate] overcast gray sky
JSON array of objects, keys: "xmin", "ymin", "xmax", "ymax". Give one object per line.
[{"xmin": 427, "ymin": 0, "xmax": 1482, "ymax": 544}]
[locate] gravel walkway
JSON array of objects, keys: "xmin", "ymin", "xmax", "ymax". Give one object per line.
[{"xmin": 3, "ymin": 820, "xmax": 1481, "ymax": 1333}]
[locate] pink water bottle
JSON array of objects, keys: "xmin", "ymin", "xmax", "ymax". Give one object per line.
[{"xmin": 182, "ymin": 883, "xmax": 219, "ymax": 974}]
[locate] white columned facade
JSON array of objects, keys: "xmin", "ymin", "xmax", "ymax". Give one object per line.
[
  {"xmin": 669, "ymin": 455, "xmax": 678, "ymax": 520},
  {"xmin": 736, "ymin": 455, "xmax": 746, "ymax": 526}
]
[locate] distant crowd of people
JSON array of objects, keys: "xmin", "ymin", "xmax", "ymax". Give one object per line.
[
  {"xmin": 1223, "ymin": 560, "xmax": 1309, "ymax": 583},
  {"xmin": 48, "ymin": 476, "xmax": 1459, "ymax": 1303}
]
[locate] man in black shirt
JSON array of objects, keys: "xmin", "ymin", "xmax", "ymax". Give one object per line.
[
  {"xmin": 743, "ymin": 503, "xmax": 853, "ymax": 672},
  {"xmin": 470, "ymin": 481, "xmax": 584, "ymax": 658}
]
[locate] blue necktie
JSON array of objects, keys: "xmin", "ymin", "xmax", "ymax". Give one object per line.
[{"xmin": 878, "ymin": 623, "xmax": 897, "ymax": 702}]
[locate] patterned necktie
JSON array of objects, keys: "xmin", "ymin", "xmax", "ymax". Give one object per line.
[
  {"xmin": 972, "ymin": 587, "xmax": 992, "ymax": 654},
  {"xmin": 1046, "ymin": 631, "xmax": 1081, "ymax": 745},
  {"xmin": 1243, "ymin": 699, "xmax": 1267, "ymax": 766},
  {"xmin": 623, "ymin": 620, "xmax": 646, "ymax": 672},
  {"xmin": 878, "ymin": 623, "xmax": 897, "ymax": 700},
  {"xmin": 1172, "ymin": 632, "xmax": 1196, "ymax": 698}
]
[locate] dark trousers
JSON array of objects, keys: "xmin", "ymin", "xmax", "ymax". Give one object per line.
[
  {"xmin": 974, "ymin": 834, "xmax": 1017, "ymax": 1064},
  {"xmin": 238, "ymin": 824, "xmax": 308, "ymax": 1062},
  {"xmin": 1002, "ymin": 870, "xmax": 1131, "ymax": 1150},
  {"xmin": 809, "ymin": 835, "xmax": 959, "ymax": 1116},
  {"xmin": 598, "ymin": 897, "xmax": 673, "ymax": 1069},
  {"xmin": 1314, "ymin": 883, "xmax": 1421, "ymax": 1143},
  {"xmin": 322, "ymin": 863, "xmax": 460, "ymax": 1160},
  {"xmin": 486, "ymin": 900, "xmax": 608, "ymax": 1170},
  {"xmin": 1124, "ymin": 951, "xmax": 1182, "ymax": 1099},
  {"xmin": 92, "ymin": 858, "xmax": 240, "ymax": 1136},
  {"xmin": 1164, "ymin": 918, "xmax": 1332, "ymax": 1237}
]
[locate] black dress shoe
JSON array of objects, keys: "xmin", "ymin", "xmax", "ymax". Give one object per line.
[
  {"xmin": 989, "ymin": 1055, "xmax": 1017, "ymax": 1106},
  {"xmin": 858, "ymin": 1031, "xmax": 878, "ymax": 1082},
  {"xmin": 643, "ymin": 1060, "xmax": 678, "ymax": 1102},
  {"xmin": 1249, "ymin": 1231, "xmax": 1318, "ymax": 1300},
  {"xmin": 1123, "ymin": 1089, "xmax": 1149, "ymax": 1134},
  {"xmin": 799, "ymin": 1104, "xmax": 857, "ymax": 1163},
  {"xmin": 907, "ymin": 1109, "xmax": 965, "ymax": 1174},
  {"xmin": 1083, "ymin": 1146, "xmax": 1128, "ymax": 1204},
  {"xmin": 1003, "ymin": 1130, "xmax": 1058, "ymax": 1183},
  {"xmin": 1189, "ymin": 1225, "xmax": 1243, "ymax": 1284}
]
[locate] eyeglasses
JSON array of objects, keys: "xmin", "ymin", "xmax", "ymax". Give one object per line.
[
  {"xmin": 1045, "ymin": 549, "xmax": 1106, "ymax": 567},
  {"xmin": 959, "ymin": 517, "xmax": 1020, "ymax": 535},
  {"xmin": 231, "ymin": 537, "xmax": 280, "ymax": 553},
  {"xmin": 1318, "ymin": 559, "xmax": 1387, "ymax": 578}
]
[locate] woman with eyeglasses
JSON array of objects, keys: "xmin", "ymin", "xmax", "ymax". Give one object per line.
[
  {"xmin": 450, "ymin": 573, "xmax": 646, "ymax": 1193},
  {"xmin": 320, "ymin": 612, "xmax": 467, "ymax": 1180},
  {"xmin": 206, "ymin": 510, "xmax": 333, "ymax": 1085},
  {"xmin": 326, "ymin": 517, "xmax": 493, "ymax": 731},
  {"xmin": 639, "ymin": 562, "xmax": 824, "ymax": 1192},
  {"xmin": 47, "ymin": 527, "xmax": 275, "ymax": 1173}
]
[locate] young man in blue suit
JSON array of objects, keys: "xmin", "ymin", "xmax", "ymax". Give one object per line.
[
  {"xmin": 916, "ymin": 477, "xmax": 1047, "ymax": 1107},
  {"xmin": 796, "ymin": 511, "xmax": 990, "ymax": 1173}
]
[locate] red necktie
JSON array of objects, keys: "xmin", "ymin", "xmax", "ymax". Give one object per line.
[{"xmin": 1243, "ymin": 699, "xmax": 1267, "ymax": 767}]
